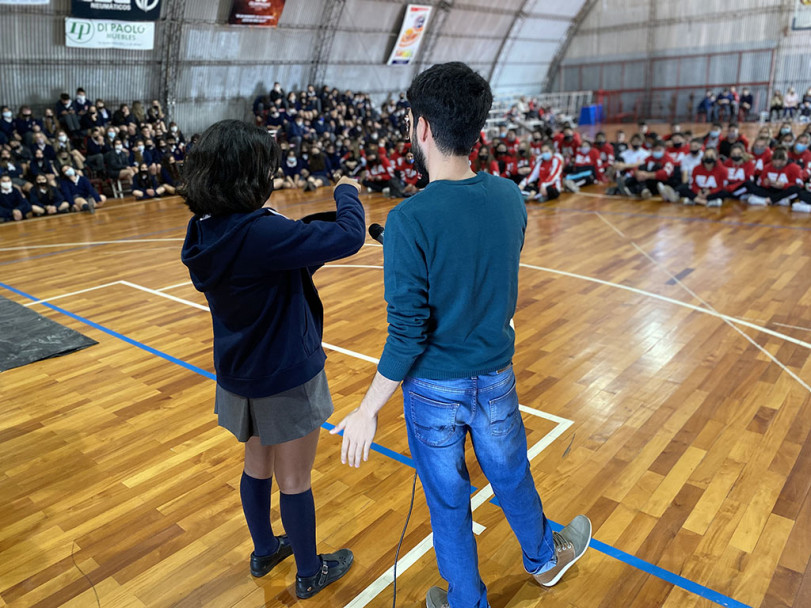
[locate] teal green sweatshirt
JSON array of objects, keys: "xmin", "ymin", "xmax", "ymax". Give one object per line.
[{"xmin": 377, "ymin": 171, "xmax": 527, "ymax": 382}]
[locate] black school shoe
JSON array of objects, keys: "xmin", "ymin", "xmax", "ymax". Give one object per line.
[
  {"xmin": 250, "ymin": 535, "xmax": 293, "ymax": 577},
  {"xmin": 295, "ymin": 548, "xmax": 354, "ymax": 599}
]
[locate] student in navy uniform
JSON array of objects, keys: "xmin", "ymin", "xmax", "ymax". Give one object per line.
[
  {"xmin": 104, "ymin": 140, "xmax": 136, "ymax": 182},
  {"xmin": 132, "ymin": 162, "xmax": 166, "ymax": 200},
  {"xmin": 281, "ymin": 147, "xmax": 305, "ymax": 189},
  {"xmin": 55, "ymin": 93, "xmax": 81, "ymax": 134},
  {"xmin": 0, "ymin": 174, "xmax": 32, "ymax": 221},
  {"xmin": 160, "ymin": 154, "xmax": 182, "ymax": 195},
  {"xmin": 0, "ymin": 106, "xmax": 17, "ymax": 141},
  {"xmin": 0, "ymin": 149, "xmax": 29, "ymax": 193},
  {"xmin": 29, "ymin": 175, "xmax": 69, "ymax": 215},
  {"xmin": 180, "ymin": 119, "xmax": 364, "ymax": 598},
  {"xmin": 15, "ymin": 106, "xmax": 41, "ymax": 146},
  {"xmin": 28, "ymin": 149, "xmax": 58, "ymax": 186},
  {"xmin": 58, "ymin": 164, "xmax": 105, "ymax": 212}
]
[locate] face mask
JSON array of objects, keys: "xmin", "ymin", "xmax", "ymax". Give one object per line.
[
  {"xmin": 781, "ymin": 128, "xmax": 791, "ymax": 135},
  {"xmin": 115, "ymin": 146, "xmax": 123, "ymax": 152},
  {"xmin": 672, "ymin": 142, "xmax": 684, "ymax": 148},
  {"xmin": 497, "ymin": 149, "xmax": 507, "ymax": 155},
  {"xmin": 564, "ymin": 135, "xmax": 573, "ymax": 141},
  {"xmin": 796, "ymin": 144, "xmax": 808, "ymax": 153},
  {"xmin": 58, "ymin": 135, "xmax": 67, "ymax": 143},
  {"xmin": 753, "ymin": 146, "xmax": 765, "ymax": 155},
  {"xmin": 140, "ymin": 170, "xmax": 148, "ymax": 175},
  {"xmin": 479, "ymin": 152, "xmax": 488, "ymax": 159},
  {"xmin": 37, "ymin": 183, "xmax": 47, "ymax": 189},
  {"xmin": 652, "ymin": 150, "xmax": 664, "ymax": 159},
  {"xmin": 170, "ymin": 126, "xmax": 178, "ymax": 133},
  {"xmin": 108, "ymin": 132, "xmax": 116, "ymax": 138},
  {"xmin": 137, "ymin": 146, "xmax": 145, "ymax": 153},
  {"xmin": 710, "ymin": 130, "xmax": 720, "ymax": 138},
  {"xmin": 731, "ymin": 155, "xmax": 743, "ymax": 162},
  {"xmin": 632, "ymin": 144, "xmax": 641, "ymax": 150},
  {"xmin": 0, "ymin": 157, "xmax": 9, "ymax": 163},
  {"xmin": 2, "ymin": 111, "xmax": 11, "ymax": 119},
  {"xmin": 0, "ymin": 183, "xmax": 11, "ymax": 193},
  {"xmin": 65, "ymin": 168, "xmax": 75, "ymax": 177},
  {"xmin": 407, "ymin": 158, "xmax": 414, "ymax": 164},
  {"xmin": 77, "ymin": 96, "xmax": 86, "ymax": 103},
  {"xmin": 596, "ymin": 140, "xmax": 606, "ymax": 146},
  {"xmin": 580, "ymin": 146, "xmax": 591, "ymax": 154},
  {"xmin": 704, "ymin": 158, "xmax": 716, "ymax": 166},
  {"xmin": 541, "ymin": 152, "xmax": 552, "ymax": 161},
  {"xmin": 23, "ymin": 113, "xmax": 31, "ymax": 118}
]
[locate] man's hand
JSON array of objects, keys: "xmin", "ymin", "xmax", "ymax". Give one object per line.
[
  {"xmin": 335, "ymin": 175, "xmax": 361, "ymax": 193},
  {"xmin": 12, "ymin": 209, "xmax": 22, "ymax": 221},
  {"xmin": 331, "ymin": 407, "xmax": 378, "ymax": 468}
]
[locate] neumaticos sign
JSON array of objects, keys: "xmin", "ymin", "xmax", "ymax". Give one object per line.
[{"xmin": 71, "ymin": 0, "xmax": 161, "ymax": 21}]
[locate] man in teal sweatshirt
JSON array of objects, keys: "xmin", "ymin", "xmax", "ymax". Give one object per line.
[{"xmin": 333, "ymin": 62, "xmax": 591, "ymax": 608}]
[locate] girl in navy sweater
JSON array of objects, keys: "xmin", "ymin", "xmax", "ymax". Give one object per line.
[{"xmin": 180, "ymin": 120, "xmax": 365, "ymax": 598}]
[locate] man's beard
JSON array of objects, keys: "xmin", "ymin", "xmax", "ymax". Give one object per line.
[{"xmin": 411, "ymin": 134, "xmax": 429, "ymax": 181}]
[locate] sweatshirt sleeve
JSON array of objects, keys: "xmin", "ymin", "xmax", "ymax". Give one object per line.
[
  {"xmin": 377, "ymin": 207, "xmax": 430, "ymax": 382},
  {"xmin": 251, "ymin": 183, "xmax": 366, "ymax": 271}
]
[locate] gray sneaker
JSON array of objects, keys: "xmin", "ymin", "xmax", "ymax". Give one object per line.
[
  {"xmin": 616, "ymin": 175, "xmax": 632, "ymax": 197},
  {"xmin": 426, "ymin": 586, "xmax": 449, "ymax": 608},
  {"xmin": 563, "ymin": 179, "xmax": 580, "ymax": 193},
  {"xmin": 532, "ymin": 515, "xmax": 592, "ymax": 587},
  {"xmin": 640, "ymin": 188, "xmax": 652, "ymax": 200},
  {"xmin": 707, "ymin": 199, "xmax": 722, "ymax": 208}
]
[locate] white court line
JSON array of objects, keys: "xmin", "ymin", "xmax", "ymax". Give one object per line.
[
  {"xmin": 22, "ymin": 281, "xmax": 123, "ymax": 307},
  {"xmin": 517, "ymin": 262, "xmax": 811, "ymax": 352},
  {"xmin": 118, "ymin": 280, "xmax": 210, "ymax": 312},
  {"xmin": 774, "ymin": 322, "xmax": 811, "ymax": 332},
  {"xmin": 594, "ymin": 212, "xmax": 811, "ymax": 393},
  {"xmin": 0, "ymin": 238, "xmax": 184, "ymax": 252},
  {"xmin": 156, "ymin": 281, "xmax": 193, "ymax": 292}
]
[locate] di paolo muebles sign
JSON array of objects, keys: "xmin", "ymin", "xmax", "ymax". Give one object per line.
[
  {"xmin": 71, "ymin": 0, "xmax": 161, "ymax": 21},
  {"xmin": 65, "ymin": 18, "xmax": 155, "ymax": 50}
]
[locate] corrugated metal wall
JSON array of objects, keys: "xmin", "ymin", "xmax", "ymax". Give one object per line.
[
  {"xmin": 0, "ymin": 0, "xmax": 591, "ymax": 134},
  {"xmin": 0, "ymin": 0, "xmax": 164, "ymax": 115},
  {"xmin": 550, "ymin": 0, "xmax": 811, "ymax": 122}
]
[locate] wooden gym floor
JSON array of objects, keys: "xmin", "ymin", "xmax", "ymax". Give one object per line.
[{"xmin": 1, "ymin": 176, "xmax": 810, "ymax": 608}]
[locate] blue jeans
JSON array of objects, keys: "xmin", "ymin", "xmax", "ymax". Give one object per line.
[{"xmin": 403, "ymin": 365, "xmax": 555, "ymax": 608}]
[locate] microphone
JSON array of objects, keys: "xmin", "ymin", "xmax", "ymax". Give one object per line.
[{"xmin": 369, "ymin": 223, "xmax": 384, "ymax": 244}]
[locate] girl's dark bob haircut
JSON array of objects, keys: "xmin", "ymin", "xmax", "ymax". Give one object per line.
[{"xmin": 179, "ymin": 119, "xmax": 281, "ymax": 216}]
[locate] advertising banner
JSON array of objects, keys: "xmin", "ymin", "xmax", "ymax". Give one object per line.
[
  {"xmin": 228, "ymin": 0, "xmax": 286, "ymax": 27},
  {"xmin": 0, "ymin": 1, "xmax": 50, "ymax": 4},
  {"xmin": 387, "ymin": 4, "xmax": 432, "ymax": 66},
  {"xmin": 794, "ymin": 0, "xmax": 811, "ymax": 29},
  {"xmin": 71, "ymin": 0, "xmax": 161, "ymax": 22},
  {"xmin": 65, "ymin": 18, "xmax": 155, "ymax": 50}
]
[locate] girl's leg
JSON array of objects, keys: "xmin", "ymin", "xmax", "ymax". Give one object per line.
[
  {"xmin": 274, "ymin": 428, "xmax": 322, "ymax": 577},
  {"xmin": 242, "ymin": 436, "xmax": 280, "ymax": 556}
]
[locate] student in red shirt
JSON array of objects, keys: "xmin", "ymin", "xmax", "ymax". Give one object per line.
[
  {"xmin": 620, "ymin": 140, "xmax": 675, "ymax": 199},
  {"xmin": 400, "ymin": 151, "xmax": 427, "ymax": 194},
  {"xmin": 750, "ymin": 136, "xmax": 773, "ymax": 176},
  {"xmin": 389, "ymin": 139, "xmax": 411, "ymax": 173},
  {"xmin": 562, "ymin": 139, "xmax": 601, "ymax": 192},
  {"xmin": 593, "ymin": 132, "xmax": 615, "ymax": 181},
  {"xmin": 361, "ymin": 145, "xmax": 409, "ymax": 198},
  {"xmin": 553, "ymin": 125, "xmax": 581, "ymax": 165},
  {"xmin": 722, "ymin": 143, "xmax": 756, "ymax": 200},
  {"xmin": 470, "ymin": 145, "xmax": 499, "ymax": 175},
  {"xmin": 745, "ymin": 147, "xmax": 811, "ymax": 207},
  {"xmin": 495, "ymin": 142, "xmax": 519, "ymax": 182},
  {"xmin": 518, "ymin": 142, "xmax": 562, "ymax": 202},
  {"xmin": 514, "ymin": 144, "xmax": 535, "ymax": 185},
  {"xmin": 529, "ymin": 131, "xmax": 544, "ymax": 158},
  {"xmin": 788, "ymin": 134, "xmax": 811, "ymax": 179},
  {"xmin": 503, "ymin": 129, "xmax": 520, "ymax": 156},
  {"xmin": 675, "ymin": 148, "xmax": 728, "ymax": 206}
]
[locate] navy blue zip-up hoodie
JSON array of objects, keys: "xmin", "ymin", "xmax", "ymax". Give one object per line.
[{"xmin": 181, "ymin": 184, "xmax": 366, "ymax": 398}]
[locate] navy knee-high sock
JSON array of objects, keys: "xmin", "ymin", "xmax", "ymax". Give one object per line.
[
  {"xmin": 240, "ymin": 472, "xmax": 280, "ymax": 557},
  {"xmin": 280, "ymin": 489, "xmax": 321, "ymax": 577}
]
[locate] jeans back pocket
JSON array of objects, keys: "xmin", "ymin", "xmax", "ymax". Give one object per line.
[
  {"xmin": 408, "ymin": 391, "xmax": 462, "ymax": 447},
  {"xmin": 488, "ymin": 378, "xmax": 519, "ymax": 437}
]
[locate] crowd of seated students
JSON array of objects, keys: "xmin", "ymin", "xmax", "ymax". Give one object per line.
[
  {"xmin": 697, "ymin": 86, "xmax": 811, "ymax": 123},
  {"xmin": 501, "ymin": 117, "xmax": 811, "ymax": 213},
  {"xmin": 1, "ymin": 87, "xmax": 190, "ymax": 222},
  {"xmin": 254, "ymin": 82, "xmax": 432, "ymax": 198}
]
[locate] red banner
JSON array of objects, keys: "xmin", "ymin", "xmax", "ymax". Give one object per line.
[{"xmin": 228, "ymin": 0, "xmax": 285, "ymax": 27}]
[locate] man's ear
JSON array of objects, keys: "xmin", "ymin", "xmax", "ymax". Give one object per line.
[{"xmin": 417, "ymin": 116, "xmax": 430, "ymax": 144}]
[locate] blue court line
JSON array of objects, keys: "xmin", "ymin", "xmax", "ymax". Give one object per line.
[
  {"xmin": 0, "ymin": 281, "xmax": 752, "ymax": 608},
  {"xmin": 541, "ymin": 204, "xmax": 811, "ymax": 232}
]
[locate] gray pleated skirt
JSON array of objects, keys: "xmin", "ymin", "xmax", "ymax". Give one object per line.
[{"xmin": 214, "ymin": 370, "xmax": 333, "ymax": 445}]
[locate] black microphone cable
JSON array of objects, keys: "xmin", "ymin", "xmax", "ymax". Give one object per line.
[{"xmin": 392, "ymin": 469, "xmax": 418, "ymax": 607}]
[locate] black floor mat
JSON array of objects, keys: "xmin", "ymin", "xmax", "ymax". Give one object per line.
[{"xmin": 0, "ymin": 294, "xmax": 97, "ymax": 372}]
